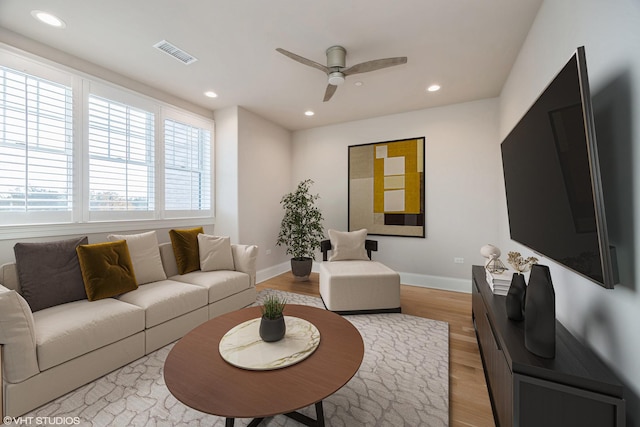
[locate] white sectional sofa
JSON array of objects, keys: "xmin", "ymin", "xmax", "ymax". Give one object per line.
[{"xmin": 0, "ymin": 237, "xmax": 258, "ymax": 418}]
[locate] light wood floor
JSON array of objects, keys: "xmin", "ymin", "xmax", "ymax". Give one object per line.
[{"xmin": 257, "ymin": 272, "xmax": 496, "ymax": 427}]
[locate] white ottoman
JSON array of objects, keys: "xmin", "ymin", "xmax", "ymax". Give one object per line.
[{"xmin": 319, "ymin": 260, "xmax": 401, "ymax": 314}]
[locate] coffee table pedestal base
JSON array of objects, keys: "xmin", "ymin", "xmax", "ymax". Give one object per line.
[{"xmin": 225, "ymin": 401, "xmax": 325, "ymax": 427}]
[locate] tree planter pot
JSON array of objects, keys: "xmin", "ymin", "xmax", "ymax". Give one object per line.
[
  {"xmin": 291, "ymin": 257, "xmax": 313, "ymax": 281},
  {"xmin": 259, "ymin": 315, "xmax": 286, "ymax": 342}
]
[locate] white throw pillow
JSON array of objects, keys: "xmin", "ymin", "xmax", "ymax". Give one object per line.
[
  {"xmin": 107, "ymin": 231, "xmax": 167, "ymax": 285},
  {"xmin": 328, "ymin": 229, "xmax": 370, "ymax": 261},
  {"xmin": 198, "ymin": 234, "xmax": 235, "ymax": 271},
  {"xmin": 0, "ymin": 287, "xmax": 40, "ymax": 383}
]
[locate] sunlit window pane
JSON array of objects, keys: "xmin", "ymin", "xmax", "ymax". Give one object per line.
[{"xmin": 0, "ymin": 66, "xmax": 73, "ymax": 214}]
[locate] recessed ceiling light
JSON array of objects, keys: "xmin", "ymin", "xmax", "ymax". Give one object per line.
[
  {"xmin": 204, "ymin": 91, "xmax": 218, "ymax": 98},
  {"xmin": 304, "ymin": 111, "xmax": 315, "ymax": 116},
  {"xmin": 427, "ymin": 84, "xmax": 441, "ymax": 92},
  {"xmin": 354, "ymin": 81, "xmax": 363, "ymax": 87},
  {"xmin": 31, "ymin": 10, "xmax": 66, "ymax": 28}
]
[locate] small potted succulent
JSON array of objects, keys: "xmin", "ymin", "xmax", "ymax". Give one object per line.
[{"xmin": 259, "ymin": 295, "xmax": 287, "ymax": 342}]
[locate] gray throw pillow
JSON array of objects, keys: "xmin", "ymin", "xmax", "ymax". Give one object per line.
[{"xmin": 14, "ymin": 236, "xmax": 89, "ymax": 312}]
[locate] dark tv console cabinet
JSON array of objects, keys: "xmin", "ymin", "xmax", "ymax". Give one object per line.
[{"xmin": 472, "ymin": 265, "xmax": 625, "ymax": 427}]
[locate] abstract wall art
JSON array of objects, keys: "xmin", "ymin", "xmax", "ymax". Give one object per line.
[{"xmin": 348, "ymin": 137, "xmax": 425, "ymax": 237}]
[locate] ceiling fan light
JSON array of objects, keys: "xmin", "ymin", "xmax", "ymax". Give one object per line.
[{"xmin": 328, "ymin": 72, "xmax": 345, "ymax": 86}]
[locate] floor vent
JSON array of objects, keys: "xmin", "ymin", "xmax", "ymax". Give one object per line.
[{"xmin": 153, "ymin": 40, "xmax": 198, "ymax": 65}]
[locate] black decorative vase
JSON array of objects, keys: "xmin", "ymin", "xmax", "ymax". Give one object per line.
[
  {"xmin": 524, "ymin": 264, "xmax": 556, "ymax": 358},
  {"xmin": 259, "ymin": 315, "xmax": 286, "ymax": 342},
  {"xmin": 506, "ymin": 273, "xmax": 526, "ymax": 321}
]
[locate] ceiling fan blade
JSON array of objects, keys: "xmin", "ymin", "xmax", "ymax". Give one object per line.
[
  {"xmin": 343, "ymin": 57, "xmax": 407, "ymax": 76},
  {"xmin": 276, "ymin": 48, "xmax": 329, "ymax": 74},
  {"xmin": 323, "ymin": 84, "xmax": 338, "ymax": 102}
]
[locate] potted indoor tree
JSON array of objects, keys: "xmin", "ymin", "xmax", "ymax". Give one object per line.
[{"xmin": 276, "ymin": 179, "xmax": 325, "ymax": 281}]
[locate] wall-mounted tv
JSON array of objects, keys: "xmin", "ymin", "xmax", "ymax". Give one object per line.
[{"xmin": 501, "ymin": 46, "xmax": 617, "ymax": 289}]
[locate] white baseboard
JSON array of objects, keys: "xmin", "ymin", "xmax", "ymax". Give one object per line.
[
  {"xmin": 257, "ymin": 261, "xmax": 470, "ymax": 294},
  {"xmin": 256, "ymin": 261, "xmax": 291, "ymax": 284},
  {"xmin": 399, "ymin": 272, "xmax": 470, "ymax": 293}
]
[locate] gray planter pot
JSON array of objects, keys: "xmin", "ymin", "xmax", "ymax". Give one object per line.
[
  {"xmin": 259, "ymin": 315, "xmax": 286, "ymax": 342},
  {"xmin": 291, "ymin": 257, "xmax": 312, "ymax": 281}
]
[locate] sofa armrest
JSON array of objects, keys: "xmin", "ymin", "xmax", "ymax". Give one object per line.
[
  {"xmin": 231, "ymin": 244, "xmax": 258, "ymax": 287},
  {"xmin": 0, "ymin": 285, "xmax": 40, "ymax": 384},
  {"xmin": 158, "ymin": 242, "xmax": 179, "ymax": 278},
  {"xmin": 0, "ymin": 262, "xmax": 20, "ymax": 293}
]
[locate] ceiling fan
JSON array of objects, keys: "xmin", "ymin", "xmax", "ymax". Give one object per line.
[{"xmin": 276, "ymin": 46, "xmax": 407, "ymax": 102}]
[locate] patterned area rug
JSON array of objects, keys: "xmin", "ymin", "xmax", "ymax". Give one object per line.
[{"xmin": 25, "ymin": 289, "xmax": 449, "ymax": 426}]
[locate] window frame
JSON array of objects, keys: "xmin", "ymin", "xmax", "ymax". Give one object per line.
[
  {"xmin": 0, "ymin": 53, "xmax": 76, "ymax": 227},
  {"xmin": 161, "ymin": 107, "xmax": 214, "ymax": 220},
  {"xmin": 0, "ymin": 50, "xmax": 215, "ymax": 241},
  {"xmin": 84, "ymin": 82, "xmax": 159, "ymax": 222}
]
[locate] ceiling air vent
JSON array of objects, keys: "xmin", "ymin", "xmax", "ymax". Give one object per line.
[{"xmin": 153, "ymin": 40, "xmax": 198, "ymax": 65}]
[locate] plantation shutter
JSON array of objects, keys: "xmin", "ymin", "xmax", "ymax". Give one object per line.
[
  {"xmin": 0, "ymin": 66, "xmax": 73, "ymax": 224},
  {"xmin": 87, "ymin": 94, "xmax": 155, "ymax": 217},
  {"xmin": 164, "ymin": 118, "xmax": 211, "ymax": 214}
]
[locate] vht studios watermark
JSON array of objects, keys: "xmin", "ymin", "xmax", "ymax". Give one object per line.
[{"xmin": 3, "ymin": 416, "xmax": 81, "ymax": 425}]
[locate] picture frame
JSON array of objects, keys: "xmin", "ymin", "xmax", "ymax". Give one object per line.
[{"xmin": 348, "ymin": 137, "xmax": 425, "ymax": 238}]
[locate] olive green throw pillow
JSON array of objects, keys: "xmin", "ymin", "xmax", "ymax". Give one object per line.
[
  {"xmin": 169, "ymin": 227, "xmax": 204, "ymax": 274},
  {"xmin": 76, "ymin": 240, "xmax": 138, "ymax": 301}
]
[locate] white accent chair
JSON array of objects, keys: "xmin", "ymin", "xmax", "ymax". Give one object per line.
[{"xmin": 319, "ymin": 232, "xmax": 401, "ymax": 315}]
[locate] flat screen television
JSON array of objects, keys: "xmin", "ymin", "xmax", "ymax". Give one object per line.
[{"xmin": 501, "ymin": 46, "xmax": 617, "ymax": 289}]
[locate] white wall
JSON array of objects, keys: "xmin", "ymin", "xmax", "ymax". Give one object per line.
[
  {"xmin": 212, "ymin": 106, "xmax": 241, "ymax": 243},
  {"xmin": 236, "ymin": 107, "xmax": 292, "ymax": 272},
  {"xmin": 291, "ymin": 98, "xmax": 502, "ymax": 290},
  {"xmin": 212, "ymin": 107, "xmax": 292, "ymax": 276},
  {"xmin": 498, "ymin": 0, "xmax": 640, "ymax": 406}
]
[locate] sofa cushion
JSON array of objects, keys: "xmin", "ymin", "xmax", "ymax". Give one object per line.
[
  {"xmin": 107, "ymin": 231, "xmax": 167, "ymax": 285},
  {"xmin": 13, "ymin": 236, "xmax": 88, "ymax": 312},
  {"xmin": 0, "ymin": 286, "xmax": 40, "ymax": 382},
  {"xmin": 117, "ymin": 279, "xmax": 207, "ymax": 328},
  {"xmin": 198, "ymin": 234, "xmax": 235, "ymax": 271},
  {"xmin": 76, "ymin": 240, "xmax": 138, "ymax": 301},
  {"xmin": 328, "ymin": 228, "xmax": 369, "ymax": 261},
  {"xmin": 171, "ymin": 270, "xmax": 251, "ymax": 303},
  {"xmin": 169, "ymin": 227, "xmax": 204, "ymax": 274},
  {"xmin": 34, "ymin": 298, "xmax": 145, "ymax": 371}
]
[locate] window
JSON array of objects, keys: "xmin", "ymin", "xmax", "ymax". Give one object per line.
[
  {"xmin": 0, "ymin": 66, "xmax": 73, "ymax": 225},
  {"xmin": 0, "ymin": 53, "xmax": 214, "ymax": 235},
  {"xmin": 87, "ymin": 94, "xmax": 155, "ymax": 219},
  {"xmin": 164, "ymin": 117, "xmax": 211, "ymax": 216}
]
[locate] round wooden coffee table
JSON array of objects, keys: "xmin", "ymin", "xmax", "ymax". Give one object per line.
[{"xmin": 164, "ymin": 304, "xmax": 364, "ymax": 426}]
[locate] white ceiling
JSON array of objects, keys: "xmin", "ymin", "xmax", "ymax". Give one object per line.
[{"xmin": 0, "ymin": 0, "xmax": 543, "ymax": 131}]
